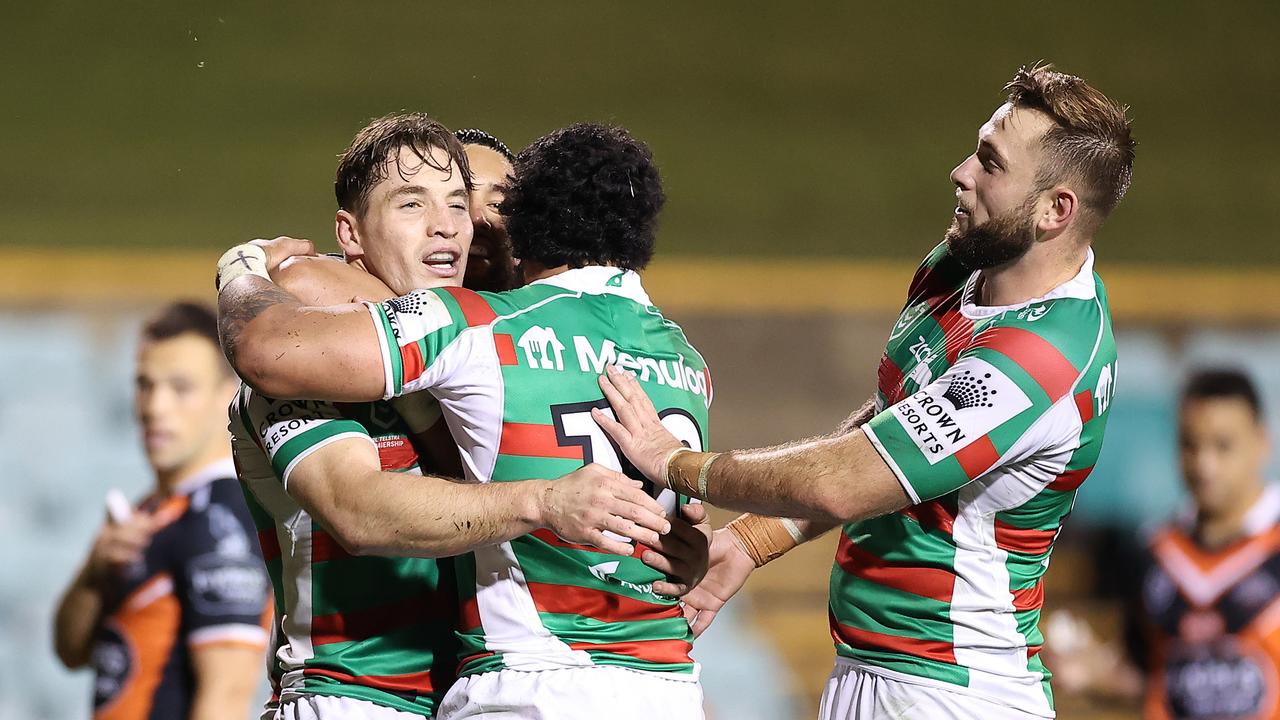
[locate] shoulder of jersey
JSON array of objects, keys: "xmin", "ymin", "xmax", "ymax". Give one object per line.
[{"xmin": 982, "ymin": 292, "xmax": 1111, "ymax": 372}]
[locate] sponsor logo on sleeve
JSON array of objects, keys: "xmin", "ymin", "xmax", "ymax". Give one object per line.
[
  {"xmin": 188, "ymin": 554, "xmax": 269, "ymax": 615},
  {"xmin": 256, "ymin": 400, "xmax": 339, "ymax": 455},
  {"xmin": 889, "ymin": 358, "xmax": 1032, "ymax": 464},
  {"xmin": 383, "ymin": 290, "xmax": 452, "ymax": 343}
]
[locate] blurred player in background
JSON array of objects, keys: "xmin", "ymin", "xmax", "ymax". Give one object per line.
[
  {"xmin": 227, "ymin": 115, "xmax": 676, "ymax": 720},
  {"xmin": 1132, "ymin": 369, "xmax": 1280, "ymax": 719},
  {"xmin": 53, "ymin": 302, "xmax": 271, "ymax": 720},
  {"xmin": 217, "ymin": 122, "xmax": 712, "ymax": 719},
  {"xmin": 593, "ymin": 62, "xmax": 1135, "ymax": 719}
]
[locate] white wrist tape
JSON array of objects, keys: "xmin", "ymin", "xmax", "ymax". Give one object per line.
[
  {"xmin": 216, "ymin": 244, "xmax": 270, "ymax": 291},
  {"xmin": 779, "ymin": 518, "xmax": 807, "ymax": 544}
]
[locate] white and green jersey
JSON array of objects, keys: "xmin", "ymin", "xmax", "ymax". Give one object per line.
[
  {"xmin": 230, "ymin": 391, "xmax": 458, "ymax": 716},
  {"xmin": 836, "ymin": 243, "xmax": 1117, "ymax": 716},
  {"xmin": 363, "ymin": 266, "xmax": 711, "ymax": 679}
]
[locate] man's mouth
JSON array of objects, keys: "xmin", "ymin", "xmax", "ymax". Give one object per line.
[
  {"xmin": 422, "ymin": 249, "xmax": 461, "ymax": 278},
  {"xmin": 144, "ymin": 430, "xmax": 171, "ymax": 451}
]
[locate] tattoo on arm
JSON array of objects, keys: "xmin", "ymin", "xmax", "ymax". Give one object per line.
[{"xmin": 217, "ymin": 276, "xmax": 301, "ymax": 367}]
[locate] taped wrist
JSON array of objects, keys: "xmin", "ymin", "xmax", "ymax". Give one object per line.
[
  {"xmin": 216, "ymin": 244, "xmax": 270, "ymax": 291},
  {"xmin": 667, "ymin": 448, "xmax": 721, "ymax": 499},
  {"xmin": 726, "ymin": 514, "xmax": 801, "ymax": 567}
]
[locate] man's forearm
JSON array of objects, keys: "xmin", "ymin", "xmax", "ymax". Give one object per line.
[
  {"xmin": 672, "ymin": 430, "xmax": 910, "ymax": 524},
  {"xmin": 723, "ymin": 396, "xmax": 876, "ymax": 566},
  {"xmin": 53, "ymin": 565, "xmax": 103, "ymax": 668},
  {"xmin": 316, "ymin": 469, "xmax": 548, "ymax": 558}
]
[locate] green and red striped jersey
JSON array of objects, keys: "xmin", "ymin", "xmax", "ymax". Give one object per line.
[
  {"xmin": 363, "ymin": 266, "xmax": 711, "ymax": 679},
  {"xmin": 838, "ymin": 242, "xmax": 1117, "ymax": 716},
  {"xmin": 230, "ymin": 390, "xmax": 458, "ymax": 717}
]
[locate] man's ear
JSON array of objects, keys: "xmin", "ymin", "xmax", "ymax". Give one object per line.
[
  {"xmin": 335, "ymin": 209, "xmax": 363, "ymax": 260},
  {"xmin": 1037, "ymin": 187, "xmax": 1078, "ymax": 236}
]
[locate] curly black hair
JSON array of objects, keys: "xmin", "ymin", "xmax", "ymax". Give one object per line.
[{"xmin": 500, "ymin": 123, "xmax": 664, "ymax": 272}]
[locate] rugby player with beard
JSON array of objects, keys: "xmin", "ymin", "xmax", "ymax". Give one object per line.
[{"xmin": 594, "ymin": 63, "xmax": 1135, "ymax": 719}]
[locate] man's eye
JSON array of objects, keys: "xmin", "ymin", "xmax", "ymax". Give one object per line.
[
  {"xmin": 487, "ymin": 202, "xmax": 502, "ymax": 211},
  {"xmin": 450, "ymin": 203, "xmax": 468, "ymax": 211},
  {"xmin": 401, "ymin": 201, "xmax": 422, "ymax": 209}
]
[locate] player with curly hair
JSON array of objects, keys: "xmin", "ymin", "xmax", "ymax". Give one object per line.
[{"xmin": 216, "ymin": 123, "xmax": 714, "ymax": 719}]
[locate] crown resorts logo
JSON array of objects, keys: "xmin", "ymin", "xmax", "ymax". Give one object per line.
[{"xmin": 942, "ymin": 369, "xmax": 998, "ymax": 410}]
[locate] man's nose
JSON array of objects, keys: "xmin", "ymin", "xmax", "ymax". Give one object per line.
[{"xmin": 950, "ymin": 156, "xmax": 975, "ymax": 191}]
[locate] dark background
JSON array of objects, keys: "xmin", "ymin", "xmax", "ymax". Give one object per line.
[{"xmin": 6, "ymin": 2, "xmax": 1278, "ymax": 264}]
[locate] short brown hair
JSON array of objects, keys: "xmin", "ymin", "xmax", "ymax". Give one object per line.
[
  {"xmin": 335, "ymin": 112, "xmax": 472, "ymax": 216},
  {"xmin": 142, "ymin": 301, "xmax": 231, "ymax": 374},
  {"xmin": 1004, "ymin": 63, "xmax": 1135, "ymax": 224}
]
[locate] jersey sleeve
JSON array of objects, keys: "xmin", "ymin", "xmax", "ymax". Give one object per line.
[
  {"xmin": 173, "ymin": 482, "xmax": 272, "ymax": 649},
  {"xmin": 863, "ymin": 323, "xmax": 1087, "ymax": 503},
  {"xmin": 364, "ymin": 287, "xmax": 483, "ymax": 399},
  {"xmin": 241, "ymin": 390, "xmax": 374, "ymax": 487}
]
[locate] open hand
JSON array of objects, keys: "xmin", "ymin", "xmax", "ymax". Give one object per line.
[
  {"xmin": 87, "ymin": 512, "xmax": 158, "ymax": 585},
  {"xmin": 592, "ymin": 365, "xmax": 685, "ymax": 486},
  {"xmin": 540, "ymin": 463, "xmax": 671, "ymax": 557},
  {"xmin": 679, "ymin": 527, "xmax": 757, "ymax": 637}
]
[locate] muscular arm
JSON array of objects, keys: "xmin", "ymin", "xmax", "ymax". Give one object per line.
[
  {"xmin": 218, "ymin": 275, "xmax": 386, "ymax": 401},
  {"xmin": 596, "ymin": 371, "xmax": 909, "ymax": 524},
  {"xmin": 274, "ymin": 255, "xmax": 395, "ymax": 306},
  {"xmin": 289, "ymin": 438, "xmax": 668, "ymax": 558},
  {"xmin": 699, "ymin": 429, "xmax": 910, "ymax": 524},
  {"xmin": 188, "ymin": 644, "xmax": 263, "ymax": 720}
]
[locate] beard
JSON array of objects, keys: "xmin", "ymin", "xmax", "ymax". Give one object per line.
[{"xmin": 944, "ymin": 196, "xmax": 1038, "ymax": 271}]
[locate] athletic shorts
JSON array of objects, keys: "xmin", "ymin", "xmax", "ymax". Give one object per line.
[
  {"xmin": 819, "ymin": 659, "xmax": 1052, "ymax": 720},
  {"xmin": 278, "ymin": 694, "xmax": 426, "ymax": 720},
  {"xmin": 439, "ymin": 665, "xmax": 704, "ymax": 720}
]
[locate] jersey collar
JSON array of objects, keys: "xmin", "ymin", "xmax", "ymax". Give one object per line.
[
  {"xmin": 960, "ymin": 248, "xmax": 1097, "ymax": 320},
  {"xmin": 169, "ymin": 457, "xmax": 237, "ymax": 496},
  {"xmin": 528, "ymin": 265, "xmax": 653, "ymax": 306}
]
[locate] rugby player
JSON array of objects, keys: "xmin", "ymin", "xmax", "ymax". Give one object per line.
[
  {"xmin": 1129, "ymin": 369, "xmax": 1279, "ymax": 719},
  {"xmin": 53, "ymin": 302, "xmax": 272, "ymax": 720},
  {"xmin": 227, "ymin": 115, "xmax": 680, "ymax": 719},
  {"xmin": 593, "ymin": 63, "xmax": 1135, "ymax": 719},
  {"xmin": 455, "ymin": 129, "xmax": 518, "ymax": 293},
  {"xmin": 216, "ymin": 122, "xmax": 712, "ymax": 718}
]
